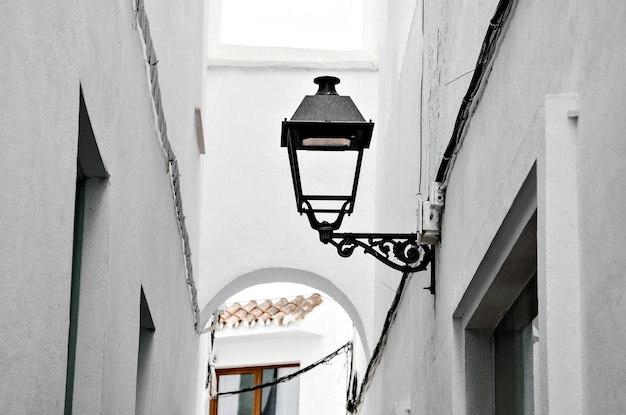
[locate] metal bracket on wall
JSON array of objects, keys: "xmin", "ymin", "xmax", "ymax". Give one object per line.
[
  {"xmin": 302, "ymin": 198, "xmax": 435, "ymax": 292},
  {"xmin": 320, "ymin": 231, "xmax": 433, "ymax": 275}
]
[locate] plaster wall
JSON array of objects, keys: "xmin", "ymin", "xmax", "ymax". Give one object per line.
[
  {"xmin": 371, "ymin": 0, "xmax": 626, "ymax": 414},
  {"xmin": 143, "ymin": 0, "xmax": 205, "ymax": 262},
  {"xmin": 432, "ymin": 1, "xmax": 626, "ymax": 412},
  {"xmin": 198, "ymin": 68, "xmax": 379, "ymax": 348},
  {"xmin": 1, "ymin": 0, "xmax": 205, "ymax": 412},
  {"xmin": 368, "ymin": 1, "xmax": 447, "ymax": 414}
]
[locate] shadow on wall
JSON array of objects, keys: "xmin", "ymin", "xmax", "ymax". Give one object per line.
[{"xmin": 199, "ymin": 267, "xmax": 370, "ymax": 356}]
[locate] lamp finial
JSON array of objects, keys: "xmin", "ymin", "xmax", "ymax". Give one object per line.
[{"xmin": 314, "ymin": 76, "xmax": 340, "ymax": 95}]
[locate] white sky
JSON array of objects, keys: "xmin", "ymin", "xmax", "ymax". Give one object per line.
[{"xmin": 220, "ymin": 0, "xmax": 364, "ymax": 50}]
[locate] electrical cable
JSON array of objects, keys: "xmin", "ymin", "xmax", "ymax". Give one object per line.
[
  {"xmin": 134, "ymin": 0, "xmax": 201, "ymax": 330},
  {"xmin": 346, "ymin": 271, "xmax": 412, "ymax": 414},
  {"xmin": 435, "ymin": 0, "xmax": 518, "ymax": 187},
  {"xmin": 346, "ymin": 332, "xmax": 355, "ymax": 405},
  {"xmin": 418, "ymin": 0, "xmax": 425, "ymax": 195},
  {"xmin": 213, "ymin": 341, "xmax": 353, "ymax": 398}
]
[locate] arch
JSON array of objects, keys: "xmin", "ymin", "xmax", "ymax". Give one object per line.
[{"xmin": 199, "ymin": 267, "xmax": 370, "ymax": 356}]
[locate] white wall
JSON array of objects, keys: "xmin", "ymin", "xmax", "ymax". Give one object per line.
[
  {"xmin": 0, "ymin": 1, "xmax": 205, "ymax": 412},
  {"xmin": 368, "ymin": 1, "xmax": 439, "ymax": 414},
  {"xmin": 370, "ymin": 0, "xmax": 626, "ymax": 414}
]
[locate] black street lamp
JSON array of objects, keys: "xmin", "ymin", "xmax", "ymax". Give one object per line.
[{"xmin": 281, "ymin": 76, "xmax": 433, "ymax": 279}]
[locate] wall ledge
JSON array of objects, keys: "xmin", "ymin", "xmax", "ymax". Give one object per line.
[{"xmin": 208, "ymin": 43, "xmax": 378, "ymax": 71}]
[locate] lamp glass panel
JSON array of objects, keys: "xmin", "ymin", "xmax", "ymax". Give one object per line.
[
  {"xmin": 301, "ymin": 137, "xmax": 351, "ymax": 148},
  {"xmin": 296, "ymin": 149, "xmax": 358, "ymax": 198}
]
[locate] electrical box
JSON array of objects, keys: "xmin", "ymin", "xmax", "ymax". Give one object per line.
[
  {"xmin": 430, "ymin": 182, "xmax": 444, "ymax": 209},
  {"xmin": 417, "ymin": 182, "xmax": 444, "ymax": 245}
]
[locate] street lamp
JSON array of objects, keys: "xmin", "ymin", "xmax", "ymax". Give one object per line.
[{"xmin": 281, "ymin": 76, "xmax": 433, "ymax": 278}]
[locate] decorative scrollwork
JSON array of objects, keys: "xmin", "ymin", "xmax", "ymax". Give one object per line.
[
  {"xmin": 301, "ymin": 200, "xmax": 433, "ymax": 275},
  {"xmin": 327, "ymin": 233, "xmax": 433, "ymax": 273}
]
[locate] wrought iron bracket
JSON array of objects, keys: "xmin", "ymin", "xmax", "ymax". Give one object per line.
[
  {"xmin": 318, "ymin": 227, "xmax": 434, "ymax": 281},
  {"xmin": 301, "ymin": 206, "xmax": 435, "ymax": 294}
]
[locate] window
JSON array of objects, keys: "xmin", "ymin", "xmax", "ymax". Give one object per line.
[
  {"xmin": 64, "ymin": 162, "xmax": 85, "ymax": 415},
  {"xmin": 454, "ymin": 167, "xmax": 538, "ymax": 414},
  {"xmin": 494, "ymin": 276, "xmax": 538, "ymax": 415},
  {"xmin": 136, "ymin": 288, "xmax": 155, "ymax": 414},
  {"xmin": 210, "ymin": 365, "xmax": 300, "ymax": 415},
  {"xmin": 65, "ymin": 87, "xmax": 108, "ymax": 414}
]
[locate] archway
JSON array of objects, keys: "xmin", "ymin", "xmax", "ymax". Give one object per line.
[{"xmin": 199, "ymin": 267, "xmax": 370, "ymax": 355}]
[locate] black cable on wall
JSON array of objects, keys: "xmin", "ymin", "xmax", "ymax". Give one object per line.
[{"xmin": 435, "ymin": 0, "xmax": 518, "ymax": 186}]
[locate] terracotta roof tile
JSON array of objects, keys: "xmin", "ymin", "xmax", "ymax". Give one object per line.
[
  {"xmin": 225, "ymin": 303, "xmax": 241, "ymax": 315},
  {"xmin": 257, "ymin": 299, "xmax": 272, "ymax": 311},
  {"xmin": 243, "ymin": 301, "xmax": 257, "ymax": 313},
  {"xmin": 219, "ymin": 293, "xmax": 323, "ymax": 329}
]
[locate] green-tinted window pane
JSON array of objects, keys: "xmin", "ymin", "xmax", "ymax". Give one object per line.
[
  {"xmin": 494, "ymin": 276, "xmax": 538, "ymax": 415},
  {"xmin": 260, "ymin": 367, "xmax": 299, "ymax": 415},
  {"xmin": 218, "ymin": 374, "xmax": 255, "ymax": 415}
]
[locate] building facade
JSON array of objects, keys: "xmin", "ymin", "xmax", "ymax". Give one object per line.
[
  {"xmin": 1, "ymin": 0, "xmax": 206, "ymax": 413},
  {"xmin": 369, "ymin": 0, "xmax": 626, "ymax": 414}
]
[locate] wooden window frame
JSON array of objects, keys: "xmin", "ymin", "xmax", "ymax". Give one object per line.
[{"xmin": 210, "ymin": 363, "xmax": 300, "ymax": 415}]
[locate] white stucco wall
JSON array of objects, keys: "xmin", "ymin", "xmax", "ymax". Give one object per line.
[
  {"xmin": 433, "ymin": 1, "xmax": 626, "ymax": 413},
  {"xmin": 1, "ymin": 1, "xmax": 205, "ymax": 413},
  {"xmin": 144, "ymin": 0, "xmax": 205, "ymax": 273},
  {"xmin": 370, "ymin": 0, "xmax": 626, "ymax": 414},
  {"xmin": 368, "ymin": 1, "xmax": 438, "ymax": 414}
]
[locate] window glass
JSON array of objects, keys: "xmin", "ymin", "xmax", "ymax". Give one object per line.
[
  {"xmin": 260, "ymin": 367, "xmax": 300, "ymax": 415},
  {"xmin": 494, "ymin": 276, "xmax": 538, "ymax": 415},
  {"xmin": 217, "ymin": 373, "xmax": 255, "ymax": 415},
  {"xmin": 297, "ymin": 149, "xmax": 359, "ymax": 196}
]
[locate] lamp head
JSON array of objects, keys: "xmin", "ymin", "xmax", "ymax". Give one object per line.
[{"xmin": 281, "ymin": 77, "xmax": 374, "ymax": 230}]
